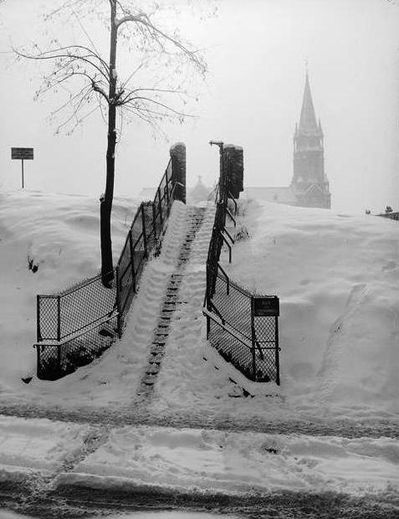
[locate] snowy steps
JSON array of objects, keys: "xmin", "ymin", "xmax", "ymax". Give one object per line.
[{"xmin": 135, "ymin": 206, "xmax": 206, "ymax": 401}]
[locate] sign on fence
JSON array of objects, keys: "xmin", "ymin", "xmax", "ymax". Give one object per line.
[{"xmin": 253, "ymin": 296, "xmax": 280, "ymax": 317}]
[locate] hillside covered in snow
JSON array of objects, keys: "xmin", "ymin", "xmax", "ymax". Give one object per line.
[
  {"xmin": 226, "ymin": 200, "xmax": 399, "ymax": 421},
  {"xmin": 0, "ymin": 190, "xmax": 397, "ymax": 428},
  {"xmin": 0, "ymin": 191, "xmax": 398, "ymax": 517},
  {"xmin": 0, "ymin": 190, "xmax": 138, "ymax": 389}
]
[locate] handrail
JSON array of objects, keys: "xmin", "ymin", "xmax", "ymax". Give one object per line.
[
  {"xmin": 207, "ymin": 300, "xmax": 225, "ymax": 325},
  {"xmin": 228, "ymin": 192, "xmax": 238, "ymax": 216},
  {"xmin": 216, "ymin": 262, "xmax": 230, "ymax": 295},
  {"xmin": 203, "ymin": 307, "xmax": 252, "ymax": 351},
  {"xmin": 223, "ymin": 226, "xmax": 235, "ymax": 245},
  {"xmin": 34, "ymin": 310, "xmax": 118, "ymax": 348},
  {"xmin": 226, "ymin": 206, "xmax": 236, "ymax": 227},
  {"xmin": 219, "ymin": 231, "xmax": 232, "ymax": 264}
]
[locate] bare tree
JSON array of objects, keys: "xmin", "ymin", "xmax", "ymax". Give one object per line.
[{"xmin": 16, "ymin": 0, "xmax": 208, "ymax": 287}]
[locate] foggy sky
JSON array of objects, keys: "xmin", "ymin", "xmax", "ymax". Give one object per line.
[{"xmin": 0, "ymin": 0, "xmax": 398, "ymax": 212}]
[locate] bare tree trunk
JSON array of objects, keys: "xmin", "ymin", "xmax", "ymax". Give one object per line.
[{"xmin": 101, "ymin": 0, "xmax": 118, "ymax": 287}]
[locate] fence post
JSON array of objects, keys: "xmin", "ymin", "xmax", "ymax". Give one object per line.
[
  {"xmin": 275, "ymin": 316, "xmax": 280, "ymax": 386},
  {"xmin": 141, "ymin": 203, "xmax": 148, "ymax": 258},
  {"xmin": 165, "ymin": 175, "xmax": 170, "ymax": 206},
  {"xmin": 152, "ymin": 200, "xmax": 157, "ymax": 240},
  {"xmin": 157, "ymin": 187, "xmax": 163, "ymax": 227},
  {"xmin": 57, "ymin": 344, "xmax": 62, "ymax": 376},
  {"xmin": 129, "ymin": 230, "xmax": 136, "ymax": 293},
  {"xmin": 115, "ymin": 266, "xmax": 122, "ymax": 338},
  {"xmin": 170, "ymin": 142, "xmax": 186, "ymax": 204},
  {"xmin": 36, "ymin": 345, "xmax": 41, "ymax": 379},
  {"xmin": 57, "ymin": 295, "xmax": 61, "ymax": 342},
  {"xmin": 36, "ymin": 295, "xmax": 41, "ymax": 342},
  {"xmin": 250, "ymin": 296, "xmax": 256, "ymax": 381},
  {"xmin": 223, "ymin": 145, "xmax": 244, "ymax": 200}
]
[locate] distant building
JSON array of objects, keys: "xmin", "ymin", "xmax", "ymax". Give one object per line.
[
  {"xmin": 138, "ymin": 187, "xmax": 156, "ymax": 200},
  {"xmin": 246, "ymin": 72, "xmax": 331, "ymax": 209},
  {"xmin": 188, "ymin": 176, "xmax": 212, "ymax": 203}
]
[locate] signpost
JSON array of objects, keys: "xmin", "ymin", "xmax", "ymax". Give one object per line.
[{"xmin": 11, "ymin": 148, "xmax": 34, "ymax": 189}]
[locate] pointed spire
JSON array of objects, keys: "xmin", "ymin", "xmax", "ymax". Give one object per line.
[{"xmin": 298, "ymin": 71, "xmax": 318, "ymax": 132}]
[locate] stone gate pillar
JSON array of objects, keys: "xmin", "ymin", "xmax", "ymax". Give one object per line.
[
  {"xmin": 223, "ymin": 145, "xmax": 244, "ymax": 199},
  {"xmin": 170, "ymin": 142, "xmax": 186, "ymax": 204}
]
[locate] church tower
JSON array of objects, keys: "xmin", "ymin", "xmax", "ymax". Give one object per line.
[{"xmin": 291, "ymin": 71, "xmax": 331, "ymax": 208}]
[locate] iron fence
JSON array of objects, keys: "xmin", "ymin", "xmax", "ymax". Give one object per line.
[
  {"xmin": 205, "ymin": 266, "xmax": 280, "ymax": 384},
  {"xmin": 35, "ymin": 158, "xmax": 177, "ymax": 380},
  {"xmin": 204, "ymin": 145, "xmax": 280, "ymax": 385},
  {"xmin": 116, "ymin": 161, "xmax": 175, "ymax": 327}
]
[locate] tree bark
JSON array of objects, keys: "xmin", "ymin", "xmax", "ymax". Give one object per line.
[{"xmin": 101, "ymin": 0, "xmax": 118, "ymax": 287}]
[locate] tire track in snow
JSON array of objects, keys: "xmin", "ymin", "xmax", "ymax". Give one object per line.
[{"xmin": 5, "ymin": 423, "xmax": 111, "ymax": 516}]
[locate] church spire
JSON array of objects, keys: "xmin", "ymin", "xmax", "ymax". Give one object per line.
[{"xmin": 298, "ymin": 71, "xmax": 318, "ymax": 132}]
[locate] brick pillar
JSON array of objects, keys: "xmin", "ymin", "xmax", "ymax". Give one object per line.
[
  {"xmin": 170, "ymin": 142, "xmax": 186, "ymax": 204},
  {"xmin": 223, "ymin": 145, "xmax": 244, "ymax": 199}
]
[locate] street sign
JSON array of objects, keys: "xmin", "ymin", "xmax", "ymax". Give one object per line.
[
  {"xmin": 253, "ymin": 296, "xmax": 280, "ymax": 317},
  {"xmin": 11, "ymin": 148, "xmax": 34, "ymax": 160},
  {"xmin": 11, "ymin": 147, "xmax": 34, "ymax": 188}
]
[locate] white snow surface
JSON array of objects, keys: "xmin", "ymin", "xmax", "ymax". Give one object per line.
[
  {"xmin": 0, "ymin": 190, "xmax": 138, "ymax": 390},
  {"xmin": 223, "ymin": 200, "xmax": 399, "ymax": 420},
  {"xmin": 0, "ymin": 191, "xmax": 398, "ymax": 500},
  {"xmin": 0, "ymin": 418, "xmax": 397, "ymax": 497},
  {"xmin": 62, "ymin": 425, "xmax": 399, "ymax": 496},
  {"xmin": 0, "ymin": 192, "xmax": 398, "ymax": 425},
  {"xmin": 0, "ymin": 415, "xmax": 88, "ymax": 479}
]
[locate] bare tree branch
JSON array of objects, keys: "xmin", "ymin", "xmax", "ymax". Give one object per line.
[{"xmin": 15, "ymin": 0, "xmax": 211, "ymax": 285}]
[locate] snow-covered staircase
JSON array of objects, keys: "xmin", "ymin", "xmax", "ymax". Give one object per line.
[{"xmin": 135, "ymin": 206, "xmax": 207, "ymax": 402}]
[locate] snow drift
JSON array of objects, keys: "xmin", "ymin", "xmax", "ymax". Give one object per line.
[
  {"xmin": 227, "ymin": 200, "xmax": 399, "ymax": 417},
  {"xmin": 0, "ymin": 190, "xmax": 137, "ymax": 387}
]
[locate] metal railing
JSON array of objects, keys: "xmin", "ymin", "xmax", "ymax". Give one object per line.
[
  {"xmin": 203, "ymin": 148, "xmax": 280, "ymax": 385},
  {"xmin": 116, "ymin": 160, "xmax": 175, "ymax": 327},
  {"xmin": 35, "ymin": 158, "xmax": 177, "ymax": 380}
]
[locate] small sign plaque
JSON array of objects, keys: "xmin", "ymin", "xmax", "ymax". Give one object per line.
[
  {"xmin": 254, "ymin": 296, "xmax": 279, "ymax": 317},
  {"xmin": 11, "ymin": 148, "xmax": 34, "ymax": 160}
]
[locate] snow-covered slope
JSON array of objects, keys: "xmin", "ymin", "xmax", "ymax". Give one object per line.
[
  {"xmin": 0, "ymin": 192, "xmax": 398, "ymax": 515},
  {"xmin": 0, "ymin": 191, "xmax": 398, "ymax": 428},
  {"xmin": 227, "ymin": 200, "xmax": 399, "ymax": 418},
  {"xmin": 0, "ymin": 190, "xmax": 138, "ymax": 388}
]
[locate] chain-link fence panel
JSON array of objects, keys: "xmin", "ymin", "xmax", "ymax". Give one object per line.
[
  {"xmin": 208, "ymin": 318, "xmax": 255, "ymax": 380},
  {"xmin": 204, "ymin": 159, "xmax": 280, "ymax": 385},
  {"xmin": 36, "ymin": 315, "xmax": 118, "ymax": 380},
  {"xmin": 211, "ymin": 271, "xmax": 252, "ymax": 340},
  {"xmin": 35, "ymin": 159, "xmax": 178, "ymax": 381},
  {"xmin": 37, "ymin": 296, "xmax": 59, "ymax": 341},
  {"xmin": 253, "ymin": 315, "xmax": 279, "ymax": 383},
  {"xmin": 59, "ymin": 275, "xmax": 116, "ymax": 340}
]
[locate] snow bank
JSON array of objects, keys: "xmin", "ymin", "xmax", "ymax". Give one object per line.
[
  {"xmin": 226, "ymin": 200, "xmax": 399, "ymax": 418},
  {"xmin": 0, "ymin": 190, "xmax": 137, "ymax": 390},
  {"xmin": 26, "ymin": 201, "xmax": 190, "ymax": 409},
  {"xmin": 59, "ymin": 425, "xmax": 399, "ymax": 496},
  {"xmin": 0, "ymin": 415, "xmax": 88, "ymax": 478}
]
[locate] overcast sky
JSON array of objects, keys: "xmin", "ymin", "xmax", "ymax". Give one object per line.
[{"xmin": 0, "ymin": 0, "xmax": 398, "ymax": 212}]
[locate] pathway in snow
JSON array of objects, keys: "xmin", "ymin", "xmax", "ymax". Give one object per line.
[
  {"xmin": 0, "ymin": 201, "xmax": 397, "ymax": 439},
  {"xmin": 135, "ymin": 206, "xmax": 206, "ymax": 403}
]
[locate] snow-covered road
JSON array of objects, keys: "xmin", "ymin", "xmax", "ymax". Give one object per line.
[{"xmin": 0, "ymin": 416, "xmax": 398, "ymax": 518}]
